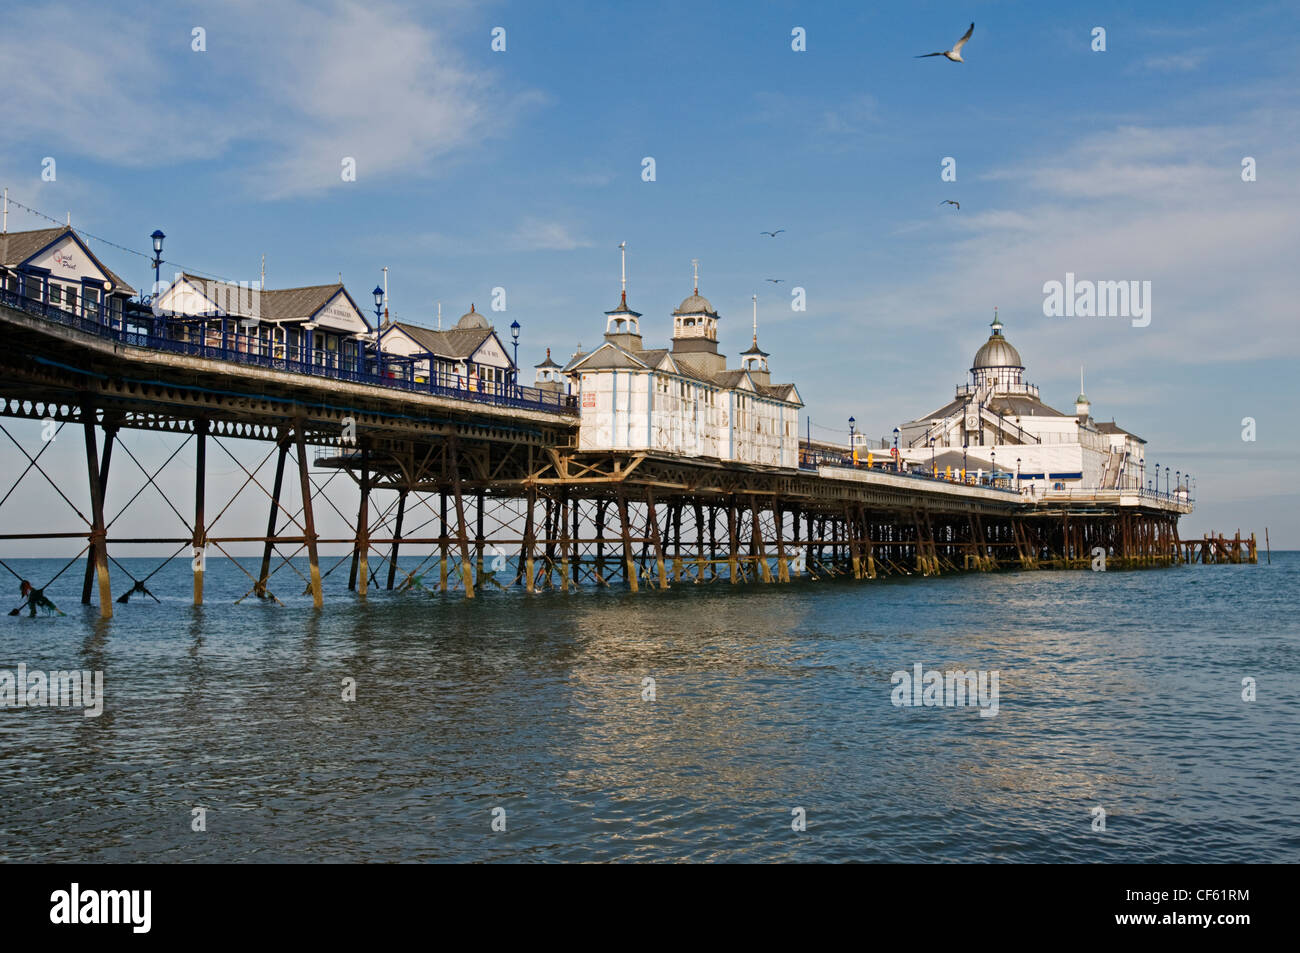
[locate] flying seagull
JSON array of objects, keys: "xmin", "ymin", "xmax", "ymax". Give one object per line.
[
  {"xmin": 940, "ymin": 199, "xmax": 960, "ymax": 210},
  {"xmin": 916, "ymin": 22, "xmax": 974, "ymax": 62},
  {"xmin": 760, "ymin": 229, "xmax": 785, "ymax": 238},
  {"xmin": 765, "ymin": 278, "xmax": 785, "ymax": 284}
]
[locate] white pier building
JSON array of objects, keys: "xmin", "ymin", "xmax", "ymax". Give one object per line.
[
  {"xmin": 556, "ymin": 257, "xmax": 802, "ymax": 468},
  {"xmin": 896, "ymin": 312, "xmax": 1148, "ymax": 493}
]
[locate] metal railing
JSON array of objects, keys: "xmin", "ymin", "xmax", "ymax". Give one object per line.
[
  {"xmin": 1, "ymin": 289, "xmax": 578, "ymax": 415},
  {"xmin": 799, "ymin": 443, "xmax": 1019, "ymax": 493}
]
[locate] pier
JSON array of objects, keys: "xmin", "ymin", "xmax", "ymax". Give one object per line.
[{"xmin": 0, "ymin": 288, "xmax": 1242, "ymax": 618}]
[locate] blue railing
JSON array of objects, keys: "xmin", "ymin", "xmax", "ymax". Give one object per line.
[
  {"xmin": 1, "ymin": 289, "xmax": 578, "ymax": 416},
  {"xmin": 799, "ymin": 443, "xmax": 1019, "ymax": 493}
]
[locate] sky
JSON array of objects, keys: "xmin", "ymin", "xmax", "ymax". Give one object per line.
[{"xmin": 1, "ymin": 0, "xmax": 1297, "ymax": 552}]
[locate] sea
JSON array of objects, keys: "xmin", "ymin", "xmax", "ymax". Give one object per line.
[{"xmin": 1, "ymin": 553, "xmax": 1296, "ymax": 863}]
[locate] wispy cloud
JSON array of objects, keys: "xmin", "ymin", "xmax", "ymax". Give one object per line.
[
  {"xmin": 508, "ymin": 218, "xmax": 592, "ymax": 252},
  {"xmin": 1137, "ymin": 51, "xmax": 1209, "ymax": 72},
  {"xmin": 0, "ymin": 0, "xmax": 533, "ymax": 198}
]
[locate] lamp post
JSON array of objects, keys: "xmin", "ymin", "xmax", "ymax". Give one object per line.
[
  {"xmin": 929, "ymin": 437, "xmax": 936, "ymax": 476},
  {"xmin": 150, "ymin": 230, "xmax": 165, "ymax": 294},
  {"xmin": 848, "ymin": 416, "xmax": 856, "ymax": 466},
  {"xmin": 1165, "ymin": 466, "xmax": 1170, "ymax": 499},
  {"xmin": 991, "ymin": 448, "xmax": 997, "ymax": 486},
  {"xmin": 510, "ymin": 319, "xmax": 521, "ymax": 395},
  {"xmin": 1016, "ymin": 457, "xmax": 1022, "ymax": 492},
  {"xmin": 371, "ymin": 286, "xmax": 384, "ymax": 377},
  {"xmin": 893, "ymin": 427, "xmax": 900, "ymax": 472},
  {"xmin": 149, "ymin": 230, "xmax": 165, "ymax": 332},
  {"xmin": 1176, "ymin": 470, "xmax": 1181, "ymax": 501},
  {"xmin": 962, "ymin": 447, "xmax": 968, "ymax": 484}
]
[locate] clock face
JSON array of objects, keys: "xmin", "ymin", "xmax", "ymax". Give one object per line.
[{"xmin": 966, "ymin": 414, "xmax": 979, "ymax": 431}]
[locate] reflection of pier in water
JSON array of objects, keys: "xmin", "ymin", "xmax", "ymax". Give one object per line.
[{"xmin": 0, "ymin": 296, "xmax": 1241, "ymax": 619}]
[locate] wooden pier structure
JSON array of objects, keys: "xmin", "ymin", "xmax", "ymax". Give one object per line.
[{"xmin": 0, "ymin": 295, "xmax": 1244, "ymax": 617}]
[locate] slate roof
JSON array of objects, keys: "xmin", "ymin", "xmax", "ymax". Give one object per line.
[
  {"xmin": 392, "ymin": 321, "xmax": 496, "ymax": 360},
  {"xmin": 174, "ymin": 273, "xmax": 362, "ymax": 326},
  {"xmin": 911, "ymin": 392, "xmax": 1067, "ymax": 424},
  {"xmin": 1096, "ymin": 421, "xmax": 1145, "ymax": 442},
  {"xmin": 0, "ymin": 226, "xmax": 135, "ymax": 294}
]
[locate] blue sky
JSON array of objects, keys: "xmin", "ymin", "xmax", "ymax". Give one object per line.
[{"xmin": 1, "ymin": 0, "xmax": 1297, "ymax": 547}]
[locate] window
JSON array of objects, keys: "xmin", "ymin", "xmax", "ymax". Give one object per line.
[
  {"xmin": 49, "ymin": 284, "xmax": 62, "ymax": 305},
  {"xmin": 65, "ymin": 287, "xmax": 76, "ymax": 311}
]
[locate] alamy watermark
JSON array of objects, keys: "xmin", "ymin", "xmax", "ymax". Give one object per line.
[
  {"xmin": 1042, "ymin": 273, "xmax": 1151, "ymax": 327},
  {"xmin": 890, "ymin": 663, "xmax": 999, "ymax": 718},
  {"xmin": 1, "ymin": 664, "xmax": 104, "ymax": 717}
]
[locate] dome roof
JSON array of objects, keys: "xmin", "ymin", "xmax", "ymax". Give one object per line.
[
  {"xmin": 972, "ymin": 316, "xmax": 1022, "ymax": 370},
  {"xmin": 674, "ymin": 293, "xmax": 717, "ymax": 316},
  {"xmin": 455, "ymin": 304, "xmax": 489, "ymax": 330}
]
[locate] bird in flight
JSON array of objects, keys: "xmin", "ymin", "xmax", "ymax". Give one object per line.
[
  {"xmin": 939, "ymin": 199, "xmax": 960, "ymax": 210},
  {"xmin": 766, "ymin": 278, "xmax": 784, "ymax": 284},
  {"xmin": 760, "ymin": 229, "xmax": 785, "ymax": 238},
  {"xmin": 916, "ymin": 23, "xmax": 974, "ymax": 62}
]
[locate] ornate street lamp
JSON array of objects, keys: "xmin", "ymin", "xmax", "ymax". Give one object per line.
[
  {"xmin": 510, "ymin": 319, "xmax": 521, "ymax": 393},
  {"xmin": 1017, "ymin": 456, "xmax": 1022, "ymax": 491},
  {"xmin": 849, "ymin": 416, "xmax": 856, "ymax": 465},
  {"xmin": 893, "ymin": 426, "xmax": 900, "ymax": 472},
  {"xmin": 150, "ymin": 229, "xmax": 165, "ymax": 293}
]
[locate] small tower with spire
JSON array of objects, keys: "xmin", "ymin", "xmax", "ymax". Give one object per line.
[
  {"xmin": 603, "ymin": 241, "xmax": 643, "ymax": 349},
  {"xmin": 740, "ymin": 293, "xmax": 771, "ymax": 385},
  {"xmin": 1075, "ymin": 365, "xmax": 1091, "ymax": 419},
  {"xmin": 670, "ymin": 258, "xmax": 724, "ymax": 375},
  {"xmin": 534, "ymin": 347, "xmax": 565, "ymax": 392}
]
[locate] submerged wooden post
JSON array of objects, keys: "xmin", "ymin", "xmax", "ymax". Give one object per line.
[
  {"xmin": 559, "ymin": 492, "xmax": 572, "ymax": 590},
  {"xmin": 671, "ymin": 502, "xmax": 683, "ymax": 582},
  {"xmin": 475, "ymin": 489, "xmax": 486, "ymax": 580},
  {"xmin": 356, "ymin": 446, "xmax": 371, "ymax": 596},
  {"xmin": 448, "ymin": 438, "xmax": 475, "ymax": 598},
  {"xmin": 294, "ymin": 424, "xmax": 323, "ymax": 607},
  {"xmin": 751, "ymin": 497, "xmax": 772, "ymax": 583},
  {"xmin": 693, "ymin": 501, "xmax": 706, "ymax": 581},
  {"xmin": 439, "ymin": 490, "xmax": 449, "ymax": 591},
  {"xmin": 255, "ymin": 435, "xmax": 289, "ymax": 598},
  {"xmin": 726, "ymin": 496, "xmax": 740, "ymax": 583},
  {"xmin": 646, "ymin": 489, "xmax": 668, "ymax": 589},
  {"xmin": 594, "ymin": 499, "xmax": 607, "ymax": 581},
  {"xmin": 387, "ymin": 488, "xmax": 407, "ymax": 590},
  {"xmin": 521, "ymin": 486, "xmax": 537, "ymax": 592},
  {"xmin": 193, "ymin": 419, "xmax": 208, "ymax": 605},
  {"xmin": 81, "ymin": 423, "xmax": 115, "ymax": 605},
  {"xmin": 616, "ymin": 489, "xmax": 638, "ymax": 592},
  {"xmin": 775, "ymin": 499, "xmax": 789, "ymax": 583},
  {"xmin": 82, "ymin": 407, "xmax": 113, "ymax": 619}
]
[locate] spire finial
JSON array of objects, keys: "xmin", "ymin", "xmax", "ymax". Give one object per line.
[
  {"xmin": 618, "ymin": 241, "xmax": 627, "ymax": 297},
  {"xmin": 691, "ymin": 258, "xmax": 700, "ymax": 294},
  {"xmin": 991, "ymin": 306, "xmax": 1002, "ymax": 334},
  {"xmin": 752, "ymin": 293, "xmax": 758, "ymax": 345}
]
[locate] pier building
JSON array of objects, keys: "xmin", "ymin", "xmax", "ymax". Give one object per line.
[
  {"xmin": 896, "ymin": 312, "xmax": 1146, "ymax": 492},
  {"xmin": 563, "ymin": 269, "xmax": 801, "ymax": 468}
]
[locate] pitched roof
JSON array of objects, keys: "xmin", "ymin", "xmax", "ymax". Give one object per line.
[
  {"xmin": 569, "ymin": 342, "xmax": 649, "ymax": 370},
  {"xmin": 1096, "ymin": 421, "xmax": 1145, "ymax": 442},
  {"xmin": 0, "ymin": 226, "xmax": 135, "ymax": 294},
  {"xmin": 391, "ymin": 321, "xmax": 495, "ymax": 360},
  {"xmin": 175, "ymin": 273, "xmax": 362, "ymax": 325},
  {"xmin": 258, "ymin": 284, "xmax": 346, "ymax": 322}
]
